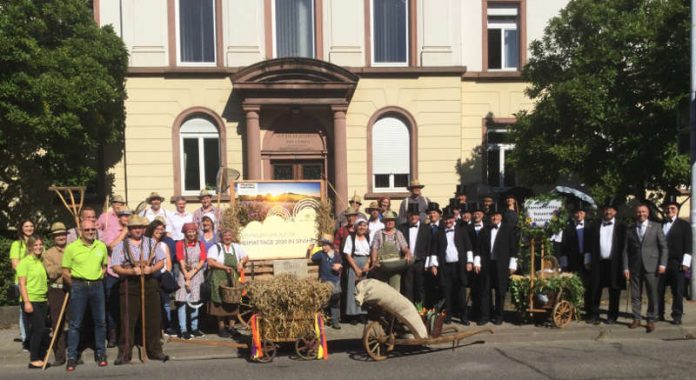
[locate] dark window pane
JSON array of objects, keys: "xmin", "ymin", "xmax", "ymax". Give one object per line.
[
  {"xmin": 375, "ymin": 174, "xmax": 390, "ymax": 188},
  {"xmin": 503, "ymin": 151, "xmax": 516, "ymax": 187},
  {"xmin": 203, "ymin": 138, "xmax": 219, "ymax": 190},
  {"xmin": 488, "ymin": 29, "xmax": 501, "ymax": 69},
  {"xmin": 393, "ymin": 174, "xmax": 409, "ymax": 188},
  {"xmin": 302, "ymin": 164, "xmax": 322, "ymax": 180},
  {"xmin": 487, "ymin": 131, "xmax": 508, "ymax": 144},
  {"xmin": 276, "ymin": 0, "xmax": 314, "ymax": 58},
  {"xmin": 374, "ymin": 0, "xmax": 407, "ymax": 63},
  {"xmin": 274, "ymin": 165, "xmax": 294, "ymax": 180},
  {"xmin": 504, "ymin": 29, "xmax": 519, "ymax": 68},
  {"xmin": 179, "ymin": 0, "xmax": 215, "ymax": 63},
  {"xmin": 487, "ymin": 149, "xmax": 501, "ymax": 187},
  {"xmin": 183, "ymin": 138, "xmax": 200, "ymax": 191}
]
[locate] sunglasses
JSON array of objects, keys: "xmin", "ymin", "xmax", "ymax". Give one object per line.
[{"xmin": 83, "ymin": 228, "xmax": 97, "ymax": 232}]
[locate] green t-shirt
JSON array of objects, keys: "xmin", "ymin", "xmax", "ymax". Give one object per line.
[
  {"xmin": 16, "ymin": 255, "xmax": 48, "ymax": 302},
  {"xmin": 62, "ymin": 239, "xmax": 108, "ymax": 281},
  {"xmin": 10, "ymin": 240, "xmax": 27, "ymax": 283}
]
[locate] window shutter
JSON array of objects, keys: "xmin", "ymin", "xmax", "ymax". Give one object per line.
[{"xmin": 372, "ymin": 117, "xmax": 410, "ymax": 174}]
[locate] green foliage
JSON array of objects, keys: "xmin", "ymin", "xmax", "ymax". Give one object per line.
[
  {"xmin": 0, "ymin": 0, "xmax": 128, "ymax": 227},
  {"xmin": 509, "ymin": 0, "xmax": 690, "ymax": 200},
  {"xmin": 516, "ymin": 194, "xmax": 568, "ymax": 274},
  {"xmin": 509, "ymin": 274, "xmax": 585, "ymax": 316},
  {"xmin": 0, "ymin": 237, "xmax": 17, "ymax": 305}
]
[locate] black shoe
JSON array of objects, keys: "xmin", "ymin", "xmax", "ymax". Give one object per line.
[
  {"xmin": 358, "ymin": 315, "xmax": 367, "ymax": 324},
  {"xmin": 587, "ymin": 316, "xmax": 600, "ymax": 325},
  {"xmin": 671, "ymin": 319, "xmax": 682, "ymax": 325},
  {"xmin": 460, "ymin": 319, "xmax": 471, "ymax": 326},
  {"xmin": 477, "ymin": 319, "xmax": 489, "ymax": 326},
  {"xmin": 228, "ymin": 326, "xmax": 241, "ymax": 337},
  {"xmin": 605, "ymin": 318, "xmax": 616, "ymax": 325},
  {"xmin": 217, "ymin": 328, "xmax": 231, "ymax": 338},
  {"xmin": 492, "ymin": 318, "xmax": 503, "ymax": 326},
  {"xmin": 444, "ymin": 316, "xmax": 453, "ymax": 324},
  {"xmin": 114, "ymin": 357, "xmax": 129, "ymax": 366},
  {"xmin": 66, "ymin": 359, "xmax": 77, "ymax": 372},
  {"xmin": 13, "ymin": 337, "xmax": 22, "ymax": 342},
  {"xmin": 149, "ymin": 353, "xmax": 169, "ymax": 362},
  {"xmin": 164, "ymin": 327, "xmax": 178, "ymax": 337},
  {"xmin": 191, "ymin": 330, "xmax": 205, "ymax": 338},
  {"xmin": 658, "ymin": 315, "xmax": 666, "ymax": 322},
  {"xmin": 52, "ymin": 359, "xmax": 65, "ymax": 367},
  {"xmin": 182, "ymin": 331, "xmax": 192, "ymax": 340}
]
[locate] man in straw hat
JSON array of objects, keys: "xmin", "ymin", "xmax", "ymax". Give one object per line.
[
  {"xmin": 398, "ymin": 179, "xmax": 430, "ymax": 224},
  {"xmin": 334, "ymin": 207, "xmax": 359, "ymax": 252},
  {"xmin": 365, "ymin": 201, "xmax": 384, "ymax": 241},
  {"xmin": 335, "ymin": 192, "xmax": 367, "ymax": 230},
  {"xmin": 658, "ymin": 194, "xmax": 691, "ymax": 325},
  {"xmin": 62, "ymin": 219, "xmax": 109, "ymax": 372},
  {"xmin": 586, "ymin": 197, "xmax": 626, "ymax": 325},
  {"xmin": 474, "ymin": 203, "xmax": 518, "ymax": 325},
  {"xmin": 97, "ymin": 195, "xmax": 126, "ymax": 246},
  {"xmin": 42, "ymin": 222, "xmax": 69, "ymax": 366},
  {"xmin": 140, "ymin": 192, "xmax": 172, "ymax": 232},
  {"xmin": 102, "ymin": 206, "xmax": 132, "ymax": 348},
  {"xmin": 307, "ymin": 234, "xmax": 343, "ymax": 329},
  {"xmin": 111, "ymin": 215, "xmax": 169, "ymax": 364},
  {"xmin": 192, "ymin": 189, "xmax": 222, "ymax": 234}
]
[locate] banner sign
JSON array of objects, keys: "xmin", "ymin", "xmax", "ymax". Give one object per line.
[
  {"xmin": 235, "ymin": 180, "xmax": 323, "ymax": 260},
  {"xmin": 524, "ymin": 198, "xmax": 563, "ymax": 227}
]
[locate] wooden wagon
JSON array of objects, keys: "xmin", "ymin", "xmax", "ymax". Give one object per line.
[{"xmin": 251, "ymin": 314, "xmax": 324, "ymax": 363}]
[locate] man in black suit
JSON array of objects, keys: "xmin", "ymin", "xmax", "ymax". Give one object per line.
[
  {"xmin": 399, "ymin": 203, "xmax": 431, "ymax": 304},
  {"xmin": 658, "ymin": 195, "xmax": 691, "ymax": 325},
  {"xmin": 427, "ymin": 211, "xmax": 474, "ymax": 325},
  {"xmin": 586, "ymin": 197, "xmax": 626, "ymax": 324},
  {"xmin": 559, "ymin": 200, "xmax": 591, "ymax": 315},
  {"xmin": 466, "ymin": 202, "xmax": 485, "ymax": 321},
  {"xmin": 475, "ymin": 204, "xmax": 518, "ymax": 325}
]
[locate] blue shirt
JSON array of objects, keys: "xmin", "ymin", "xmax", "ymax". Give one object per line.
[{"xmin": 311, "ymin": 249, "xmax": 342, "ymax": 284}]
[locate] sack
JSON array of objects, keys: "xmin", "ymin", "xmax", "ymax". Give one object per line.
[
  {"xmin": 355, "ymin": 279, "xmax": 428, "ymax": 339},
  {"xmin": 159, "ymin": 271, "xmax": 179, "ymax": 293}
]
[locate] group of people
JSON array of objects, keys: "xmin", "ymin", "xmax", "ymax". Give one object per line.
[
  {"xmin": 10, "ymin": 190, "xmax": 247, "ymax": 371},
  {"xmin": 8, "ymin": 181, "xmax": 689, "ymax": 370}
]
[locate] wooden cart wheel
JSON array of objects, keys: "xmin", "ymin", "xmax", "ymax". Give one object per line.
[
  {"xmin": 363, "ymin": 321, "xmax": 389, "ymax": 361},
  {"xmin": 255, "ymin": 339, "xmax": 277, "ymax": 363},
  {"xmin": 294, "ymin": 334, "xmax": 319, "ymax": 360},
  {"xmin": 236, "ymin": 299, "xmax": 254, "ymax": 330},
  {"xmin": 552, "ymin": 300, "xmax": 573, "ymax": 328}
]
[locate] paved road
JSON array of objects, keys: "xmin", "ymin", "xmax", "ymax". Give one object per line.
[{"xmin": 3, "ymin": 335, "xmax": 695, "ymax": 380}]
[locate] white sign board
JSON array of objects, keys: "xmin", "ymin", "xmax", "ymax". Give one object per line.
[{"xmin": 524, "ymin": 199, "xmax": 563, "ymax": 227}]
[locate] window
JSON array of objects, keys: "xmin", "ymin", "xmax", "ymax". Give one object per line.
[
  {"xmin": 177, "ymin": 0, "xmax": 216, "ymax": 64},
  {"xmin": 372, "ymin": 117, "xmax": 410, "ymax": 191},
  {"xmin": 486, "ymin": 126, "xmax": 516, "ymax": 188},
  {"xmin": 180, "ymin": 116, "xmax": 220, "ymax": 194},
  {"xmin": 372, "ymin": 0, "xmax": 408, "ymax": 66},
  {"xmin": 275, "ymin": 0, "xmax": 315, "ymax": 58},
  {"xmin": 487, "ymin": 5, "xmax": 519, "ymax": 70}
]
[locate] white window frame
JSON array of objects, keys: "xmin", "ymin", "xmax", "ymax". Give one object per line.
[
  {"xmin": 371, "ymin": 0, "xmax": 409, "ymax": 67},
  {"xmin": 487, "ymin": 6, "xmax": 519, "ymax": 71},
  {"xmin": 486, "ymin": 127, "xmax": 515, "ymax": 189},
  {"xmin": 272, "ymin": 0, "xmax": 316, "ymax": 59},
  {"xmin": 175, "ymin": 0, "xmax": 217, "ymax": 66},
  {"xmin": 180, "ymin": 120, "xmax": 220, "ymax": 196},
  {"xmin": 372, "ymin": 116, "xmax": 411, "ymax": 192}
]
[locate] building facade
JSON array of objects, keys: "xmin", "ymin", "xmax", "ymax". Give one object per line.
[{"xmin": 96, "ymin": 0, "xmax": 569, "ymax": 211}]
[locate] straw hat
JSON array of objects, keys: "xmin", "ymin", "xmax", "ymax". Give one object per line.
[
  {"xmin": 111, "ymin": 195, "xmax": 126, "ymax": 204},
  {"xmin": 382, "ymin": 210, "xmax": 398, "ymax": 220},
  {"xmin": 349, "ymin": 193, "xmax": 362, "ymax": 205},
  {"xmin": 154, "ymin": 216, "xmax": 167, "ymax": 225},
  {"xmin": 117, "ymin": 206, "xmax": 132, "ymax": 216},
  {"xmin": 199, "ymin": 189, "xmax": 214, "ymax": 198},
  {"xmin": 318, "ymin": 233, "xmax": 334, "ymax": 246},
  {"xmin": 407, "ymin": 179, "xmax": 425, "ymax": 190},
  {"xmin": 50, "ymin": 222, "xmax": 67, "ymax": 235},
  {"xmin": 127, "ymin": 215, "xmax": 148, "ymax": 227},
  {"xmin": 344, "ymin": 207, "xmax": 359, "ymax": 216},
  {"xmin": 365, "ymin": 201, "xmax": 380, "ymax": 212},
  {"xmin": 146, "ymin": 192, "xmax": 165, "ymax": 203}
]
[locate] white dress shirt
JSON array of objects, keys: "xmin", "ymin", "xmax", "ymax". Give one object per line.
[
  {"xmin": 167, "ymin": 211, "xmax": 193, "ymax": 241},
  {"xmin": 141, "ymin": 207, "xmax": 172, "ymax": 233},
  {"xmin": 368, "ymin": 219, "xmax": 385, "ymax": 242},
  {"xmin": 599, "ymin": 218, "xmax": 615, "ymax": 260},
  {"xmin": 664, "ymin": 218, "xmax": 694, "ymax": 267},
  {"xmin": 473, "ymin": 224, "xmax": 516, "ymax": 271},
  {"xmin": 637, "ymin": 220, "xmax": 648, "ymax": 240},
  {"xmin": 426, "ymin": 227, "xmax": 474, "ymax": 267},
  {"xmin": 408, "ymin": 222, "xmax": 420, "ymax": 253}
]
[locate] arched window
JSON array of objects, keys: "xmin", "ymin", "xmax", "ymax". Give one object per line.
[
  {"xmin": 179, "ymin": 115, "xmax": 221, "ymax": 194},
  {"xmin": 371, "ymin": 116, "xmax": 411, "ymax": 191}
]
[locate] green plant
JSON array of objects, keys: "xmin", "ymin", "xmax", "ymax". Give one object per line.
[
  {"xmin": 0, "ymin": 236, "xmax": 18, "ymax": 305},
  {"xmin": 509, "ymin": 273, "xmax": 585, "ymax": 317}
]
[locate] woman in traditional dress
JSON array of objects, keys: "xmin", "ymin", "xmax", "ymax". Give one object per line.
[
  {"xmin": 198, "ymin": 215, "xmax": 218, "ymax": 250},
  {"xmin": 175, "ymin": 223, "xmax": 207, "ymax": 339},
  {"xmin": 206, "ymin": 228, "xmax": 248, "ymax": 337},
  {"xmin": 342, "ymin": 219, "xmax": 370, "ymax": 324},
  {"xmin": 369, "ymin": 210, "xmax": 412, "ymax": 291}
]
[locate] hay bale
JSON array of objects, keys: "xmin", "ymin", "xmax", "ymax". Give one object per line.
[{"xmin": 247, "ymin": 274, "xmax": 332, "ymax": 340}]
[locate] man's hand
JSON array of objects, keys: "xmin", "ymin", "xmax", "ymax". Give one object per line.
[
  {"xmin": 133, "ymin": 267, "xmax": 142, "ymax": 276},
  {"xmin": 185, "ymin": 279, "xmax": 191, "ymax": 291},
  {"xmin": 682, "ymin": 265, "xmax": 689, "ymax": 272},
  {"xmin": 23, "ymin": 301, "xmax": 33, "ymax": 314},
  {"xmin": 225, "ymin": 266, "xmax": 233, "ymax": 274},
  {"xmin": 143, "ymin": 266, "xmax": 152, "ymax": 275},
  {"xmin": 331, "ymin": 263, "xmax": 342, "ymax": 272},
  {"xmin": 466, "ymin": 263, "xmax": 473, "ymax": 272},
  {"xmin": 307, "ymin": 243, "xmax": 315, "ymax": 251},
  {"xmin": 354, "ymin": 268, "xmax": 363, "ymax": 278},
  {"xmin": 362, "ymin": 262, "xmax": 371, "ymax": 272},
  {"xmin": 658, "ymin": 265, "xmax": 666, "ymax": 274},
  {"xmin": 475, "ymin": 265, "xmax": 481, "ymax": 274},
  {"xmin": 185, "ymin": 272, "xmax": 192, "ymax": 281},
  {"xmin": 430, "ymin": 266, "xmax": 438, "ymax": 276},
  {"xmin": 237, "ymin": 263, "xmax": 244, "ymax": 273},
  {"xmin": 624, "ymin": 270, "xmax": 630, "ymax": 280}
]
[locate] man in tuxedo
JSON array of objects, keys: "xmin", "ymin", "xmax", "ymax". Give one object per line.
[
  {"xmin": 658, "ymin": 195, "xmax": 692, "ymax": 325},
  {"xmin": 423, "ymin": 202, "xmax": 443, "ymax": 305},
  {"xmin": 559, "ymin": 200, "xmax": 591, "ymax": 315},
  {"xmin": 586, "ymin": 198, "xmax": 626, "ymax": 324},
  {"xmin": 466, "ymin": 203, "xmax": 485, "ymax": 321},
  {"xmin": 426, "ymin": 211, "xmax": 474, "ymax": 325},
  {"xmin": 475, "ymin": 204, "xmax": 518, "ymax": 325},
  {"xmin": 399, "ymin": 203, "xmax": 431, "ymax": 304},
  {"xmin": 623, "ymin": 202, "xmax": 668, "ymax": 332}
]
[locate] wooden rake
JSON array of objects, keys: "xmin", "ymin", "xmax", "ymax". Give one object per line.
[{"xmin": 42, "ymin": 186, "xmax": 85, "ymax": 370}]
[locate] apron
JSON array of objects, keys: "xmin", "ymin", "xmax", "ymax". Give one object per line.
[
  {"xmin": 374, "ymin": 231, "xmax": 407, "ymax": 291},
  {"xmin": 209, "ymin": 244, "xmax": 239, "ymax": 305},
  {"xmin": 175, "ymin": 241, "xmax": 205, "ymax": 302}
]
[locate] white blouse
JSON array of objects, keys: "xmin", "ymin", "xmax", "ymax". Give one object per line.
[
  {"xmin": 342, "ymin": 235, "xmax": 371, "ymax": 257},
  {"xmin": 207, "ymin": 243, "xmax": 247, "ymax": 264}
]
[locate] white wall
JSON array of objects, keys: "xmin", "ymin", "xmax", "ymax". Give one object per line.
[
  {"xmin": 325, "ymin": 0, "xmax": 365, "ymax": 66},
  {"xmin": 224, "ymin": 0, "xmax": 266, "ymax": 66},
  {"xmin": 418, "ymin": 0, "xmax": 462, "ymax": 66},
  {"xmin": 526, "ymin": 0, "xmax": 568, "ymax": 48},
  {"xmin": 460, "ymin": 0, "xmax": 483, "ymax": 71}
]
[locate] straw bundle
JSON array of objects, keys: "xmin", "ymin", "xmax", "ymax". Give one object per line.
[
  {"xmin": 220, "ymin": 204, "xmax": 241, "ymax": 242},
  {"xmin": 314, "ymin": 198, "xmax": 335, "ymax": 239},
  {"xmin": 247, "ymin": 274, "xmax": 332, "ymax": 340}
]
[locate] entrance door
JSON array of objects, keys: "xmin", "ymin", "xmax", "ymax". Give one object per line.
[{"xmin": 272, "ymin": 160, "xmax": 324, "ymax": 180}]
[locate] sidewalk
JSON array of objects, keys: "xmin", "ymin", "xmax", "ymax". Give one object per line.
[{"xmin": 2, "ymin": 299, "xmax": 695, "ymax": 368}]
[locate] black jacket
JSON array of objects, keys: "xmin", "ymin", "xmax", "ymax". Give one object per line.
[
  {"xmin": 560, "ymin": 220, "xmax": 588, "ymax": 273},
  {"xmin": 477, "ymin": 223, "xmax": 518, "ymax": 289},
  {"xmin": 398, "ymin": 222, "xmax": 431, "ymax": 260},
  {"xmin": 664, "ymin": 218, "xmax": 692, "ymax": 269},
  {"xmin": 586, "ymin": 220, "xmax": 626, "ymax": 290},
  {"xmin": 431, "ymin": 224, "xmax": 473, "ymax": 286}
]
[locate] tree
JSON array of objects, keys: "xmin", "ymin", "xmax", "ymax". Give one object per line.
[
  {"xmin": 508, "ymin": 0, "xmax": 690, "ymax": 201},
  {"xmin": 0, "ymin": 0, "xmax": 128, "ymax": 229}
]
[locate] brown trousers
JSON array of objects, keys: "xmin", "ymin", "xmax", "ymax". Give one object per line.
[
  {"xmin": 48, "ymin": 287, "xmax": 68, "ymax": 363},
  {"xmin": 117, "ymin": 277, "xmax": 162, "ymax": 361}
]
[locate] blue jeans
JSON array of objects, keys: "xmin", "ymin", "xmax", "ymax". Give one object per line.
[
  {"xmin": 177, "ymin": 302, "xmax": 199, "ymax": 333},
  {"xmin": 103, "ymin": 275, "xmax": 120, "ymax": 332},
  {"xmin": 15, "ymin": 285, "xmax": 27, "ymax": 342},
  {"xmin": 67, "ymin": 281, "xmax": 106, "ymax": 360},
  {"xmin": 160, "ymin": 289, "xmax": 172, "ymax": 329}
]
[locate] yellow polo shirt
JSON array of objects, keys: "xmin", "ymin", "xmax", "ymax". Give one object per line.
[
  {"xmin": 62, "ymin": 239, "xmax": 108, "ymax": 281},
  {"xmin": 16, "ymin": 255, "xmax": 48, "ymax": 302}
]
